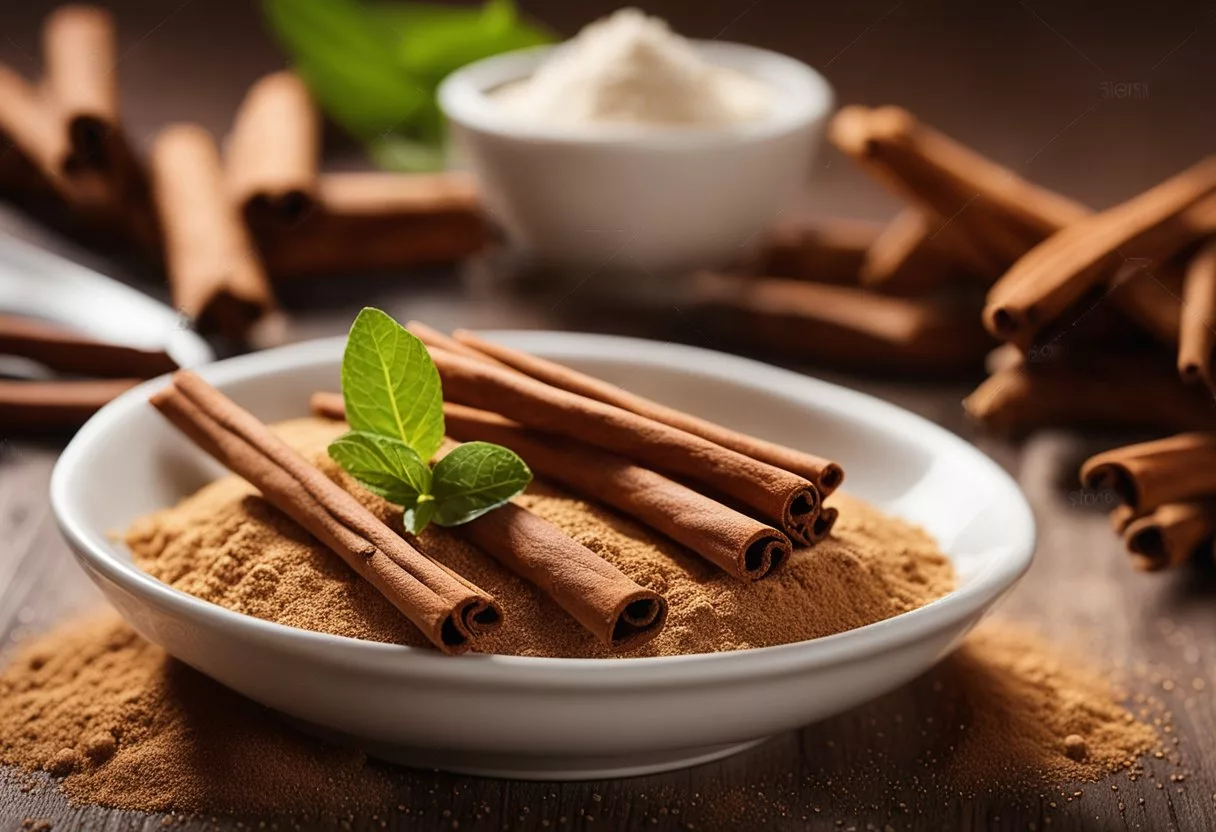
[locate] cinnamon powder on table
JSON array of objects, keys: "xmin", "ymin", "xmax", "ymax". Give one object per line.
[{"xmin": 123, "ymin": 418, "xmax": 955, "ymax": 657}]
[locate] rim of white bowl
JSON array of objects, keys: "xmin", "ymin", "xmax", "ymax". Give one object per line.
[
  {"xmin": 51, "ymin": 333, "xmax": 1034, "ymax": 689},
  {"xmin": 437, "ymin": 41, "xmax": 834, "ymax": 147}
]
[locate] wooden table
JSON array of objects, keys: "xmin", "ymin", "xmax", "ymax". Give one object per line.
[{"xmin": 3, "ymin": 1, "xmax": 1216, "ymax": 828}]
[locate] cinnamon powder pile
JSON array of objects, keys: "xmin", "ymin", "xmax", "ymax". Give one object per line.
[{"xmin": 123, "ymin": 418, "xmax": 954, "ymax": 657}]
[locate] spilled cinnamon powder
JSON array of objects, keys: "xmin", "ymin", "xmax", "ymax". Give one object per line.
[
  {"xmin": 123, "ymin": 418, "xmax": 954, "ymax": 657},
  {"xmin": 0, "ymin": 418, "xmax": 1160, "ymax": 817}
]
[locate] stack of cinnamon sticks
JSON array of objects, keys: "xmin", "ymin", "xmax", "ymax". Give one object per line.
[
  {"xmin": 0, "ymin": 5, "xmax": 489, "ymax": 347},
  {"xmin": 152, "ymin": 325, "xmax": 842, "ymax": 653},
  {"xmin": 300, "ymin": 321, "xmax": 844, "ymax": 649}
]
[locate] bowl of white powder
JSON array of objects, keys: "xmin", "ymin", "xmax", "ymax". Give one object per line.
[{"xmin": 438, "ymin": 8, "xmax": 833, "ymax": 277}]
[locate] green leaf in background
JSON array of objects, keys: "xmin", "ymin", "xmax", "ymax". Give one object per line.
[
  {"xmin": 263, "ymin": 0, "xmax": 554, "ymax": 172},
  {"xmin": 341, "ymin": 308, "xmax": 445, "ymax": 461},
  {"xmin": 431, "ymin": 442, "xmax": 532, "ymax": 527},
  {"xmin": 328, "ymin": 431, "xmax": 432, "ymax": 506}
]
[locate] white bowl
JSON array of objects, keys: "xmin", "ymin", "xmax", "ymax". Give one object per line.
[
  {"xmin": 51, "ymin": 333, "xmax": 1034, "ymax": 780},
  {"xmin": 438, "ymin": 43, "xmax": 833, "ymax": 274}
]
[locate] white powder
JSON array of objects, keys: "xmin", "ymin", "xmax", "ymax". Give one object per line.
[{"xmin": 493, "ymin": 8, "xmax": 772, "ymax": 128}]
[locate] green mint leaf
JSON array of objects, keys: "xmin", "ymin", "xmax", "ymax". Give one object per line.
[
  {"xmin": 341, "ymin": 308, "xmax": 444, "ymax": 460},
  {"xmin": 262, "ymin": 0, "xmax": 428, "ymax": 140},
  {"xmin": 328, "ymin": 431, "xmax": 432, "ymax": 506},
  {"xmin": 404, "ymin": 494, "xmax": 437, "ymax": 535},
  {"xmin": 430, "ymin": 442, "xmax": 532, "ymax": 527}
]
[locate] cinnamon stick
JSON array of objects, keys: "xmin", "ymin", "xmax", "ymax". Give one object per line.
[
  {"xmin": 226, "ymin": 71, "xmax": 319, "ymax": 226},
  {"xmin": 1178, "ymin": 239, "xmax": 1216, "ymax": 389},
  {"xmin": 455, "ymin": 499, "xmax": 666, "ymax": 651},
  {"xmin": 859, "ymin": 208, "xmax": 966, "ymax": 295},
  {"xmin": 964, "ymin": 358, "xmax": 1216, "ymax": 435},
  {"xmin": 151, "ymin": 370, "xmax": 500, "ymax": 654},
  {"xmin": 809, "ymin": 505, "xmax": 840, "ymax": 544},
  {"xmin": 42, "ymin": 5, "xmax": 116, "ymax": 171},
  {"xmin": 1123, "ymin": 501, "xmax": 1216, "ymax": 572},
  {"xmin": 1080, "ymin": 433, "xmax": 1216, "ymax": 514},
  {"xmin": 427, "ymin": 348, "xmax": 822, "ymax": 544},
  {"xmin": 0, "ymin": 377, "xmax": 138, "ymax": 429},
  {"xmin": 1109, "ymin": 503, "xmax": 1137, "ymax": 535},
  {"xmin": 149, "ymin": 124, "xmax": 276, "ymax": 340},
  {"xmin": 860, "ymin": 106, "xmax": 1090, "ymax": 243},
  {"xmin": 0, "ymin": 314, "xmax": 177, "ymax": 378},
  {"xmin": 750, "ymin": 219, "xmax": 876, "ymax": 283},
  {"xmin": 688, "ymin": 271, "xmax": 992, "ymax": 374},
  {"xmin": 255, "ymin": 172, "xmax": 486, "ymax": 279},
  {"xmin": 450, "ymin": 328, "xmax": 845, "ymax": 497},
  {"xmin": 444, "ymin": 403, "xmax": 793, "ymax": 580},
  {"xmin": 983, "ymin": 156, "xmax": 1216, "ymax": 349},
  {"xmin": 407, "ymin": 320, "xmax": 512, "ymax": 368},
  {"xmin": 309, "ymin": 391, "xmax": 345, "ymax": 421}
]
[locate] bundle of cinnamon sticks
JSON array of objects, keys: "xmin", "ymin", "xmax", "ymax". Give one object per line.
[
  {"xmin": 0, "ymin": 5, "xmax": 489, "ymax": 346},
  {"xmin": 151, "ymin": 325, "xmax": 841, "ymax": 653},
  {"xmin": 299, "ymin": 322, "xmax": 845, "ymax": 650}
]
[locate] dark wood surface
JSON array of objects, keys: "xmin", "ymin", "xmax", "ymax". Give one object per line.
[{"xmin": 3, "ymin": 0, "xmax": 1216, "ymax": 829}]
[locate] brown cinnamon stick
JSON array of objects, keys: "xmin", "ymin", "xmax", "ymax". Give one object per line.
[
  {"xmin": 860, "ymin": 208, "xmax": 966, "ymax": 295},
  {"xmin": 750, "ymin": 219, "xmax": 876, "ymax": 283},
  {"xmin": 983, "ymin": 156, "xmax": 1216, "ymax": 348},
  {"xmin": 1110, "ymin": 503, "xmax": 1137, "ymax": 535},
  {"xmin": 226, "ymin": 71, "xmax": 319, "ymax": 226},
  {"xmin": 688, "ymin": 271, "xmax": 992, "ymax": 374},
  {"xmin": 1080, "ymin": 433, "xmax": 1216, "ymax": 514},
  {"xmin": 428, "ymin": 348, "xmax": 822, "ymax": 544},
  {"xmin": 965, "ymin": 358, "xmax": 1216, "ymax": 435},
  {"xmin": 151, "ymin": 370, "xmax": 500, "ymax": 654},
  {"xmin": 407, "ymin": 320, "xmax": 512, "ymax": 368},
  {"xmin": 255, "ymin": 172, "xmax": 486, "ymax": 279},
  {"xmin": 455, "ymin": 499, "xmax": 665, "ymax": 651},
  {"xmin": 310, "ymin": 391, "xmax": 345, "ymax": 421},
  {"xmin": 1178, "ymin": 239, "xmax": 1216, "ymax": 389},
  {"xmin": 0, "ymin": 377, "xmax": 138, "ymax": 429},
  {"xmin": 149, "ymin": 124, "xmax": 277, "ymax": 340},
  {"xmin": 1123, "ymin": 501, "xmax": 1216, "ymax": 572},
  {"xmin": 0, "ymin": 314, "xmax": 177, "ymax": 378},
  {"xmin": 445, "ymin": 403, "xmax": 794, "ymax": 580},
  {"xmin": 451, "ymin": 328, "xmax": 844, "ymax": 497},
  {"xmin": 42, "ymin": 5, "xmax": 118, "ymax": 173}
]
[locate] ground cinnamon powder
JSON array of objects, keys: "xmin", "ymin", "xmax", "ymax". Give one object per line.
[
  {"xmin": 122, "ymin": 418, "xmax": 955, "ymax": 657},
  {"xmin": 0, "ymin": 418, "xmax": 1160, "ymax": 817}
]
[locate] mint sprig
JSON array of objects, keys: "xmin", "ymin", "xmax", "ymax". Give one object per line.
[{"xmin": 329, "ymin": 308, "xmax": 531, "ymax": 534}]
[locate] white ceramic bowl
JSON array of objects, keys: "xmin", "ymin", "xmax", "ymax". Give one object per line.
[
  {"xmin": 51, "ymin": 333, "xmax": 1034, "ymax": 780},
  {"xmin": 438, "ymin": 43, "xmax": 832, "ymax": 274}
]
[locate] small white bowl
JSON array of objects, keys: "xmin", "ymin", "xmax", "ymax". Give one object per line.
[
  {"xmin": 51, "ymin": 333, "xmax": 1034, "ymax": 780},
  {"xmin": 438, "ymin": 43, "xmax": 833, "ymax": 275}
]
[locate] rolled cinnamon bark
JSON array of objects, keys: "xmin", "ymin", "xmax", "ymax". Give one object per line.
[
  {"xmin": 830, "ymin": 106, "xmax": 1003, "ymax": 276},
  {"xmin": 42, "ymin": 5, "xmax": 117, "ymax": 173},
  {"xmin": 0, "ymin": 65, "xmax": 70, "ymax": 187},
  {"xmin": 255, "ymin": 172, "xmax": 486, "ymax": 279},
  {"xmin": 0, "ymin": 377, "xmax": 138, "ymax": 430},
  {"xmin": 688, "ymin": 271, "xmax": 991, "ymax": 375},
  {"xmin": 0, "ymin": 314, "xmax": 177, "ymax": 378},
  {"xmin": 1123, "ymin": 501, "xmax": 1216, "ymax": 572},
  {"xmin": 152, "ymin": 371, "xmax": 500, "ymax": 654},
  {"xmin": 860, "ymin": 208, "xmax": 966, "ymax": 295},
  {"xmin": 749, "ymin": 219, "xmax": 876, "ymax": 283},
  {"xmin": 226, "ymin": 71, "xmax": 319, "ymax": 225},
  {"xmin": 860, "ymin": 106, "xmax": 1090, "ymax": 242},
  {"xmin": 1109, "ymin": 259, "xmax": 1182, "ymax": 346},
  {"xmin": 428, "ymin": 349, "xmax": 822, "ymax": 544},
  {"xmin": 1178, "ymin": 239, "xmax": 1216, "ymax": 388},
  {"xmin": 309, "ymin": 390, "xmax": 345, "ymax": 421},
  {"xmin": 407, "ymin": 320, "xmax": 512, "ymax": 368},
  {"xmin": 444, "ymin": 403, "xmax": 794, "ymax": 579},
  {"xmin": 965, "ymin": 358, "xmax": 1216, "ymax": 435},
  {"xmin": 450, "ymin": 328, "xmax": 844, "ymax": 497},
  {"xmin": 1109, "ymin": 504, "xmax": 1137, "ymax": 535},
  {"xmin": 149, "ymin": 124, "xmax": 277, "ymax": 340},
  {"xmin": 455, "ymin": 500, "xmax": 665, "ymax": 651},
  {"xmin": 809, "ymin": 505, "xmax": 839, "ymax": 544},
  {"xmin": 983, "ymin": 155, "xmax": 1216, "ymax": 348},
  {"xmin": 1080, "ymin": 433, "xmax": 1216, "ymax": 514}
]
